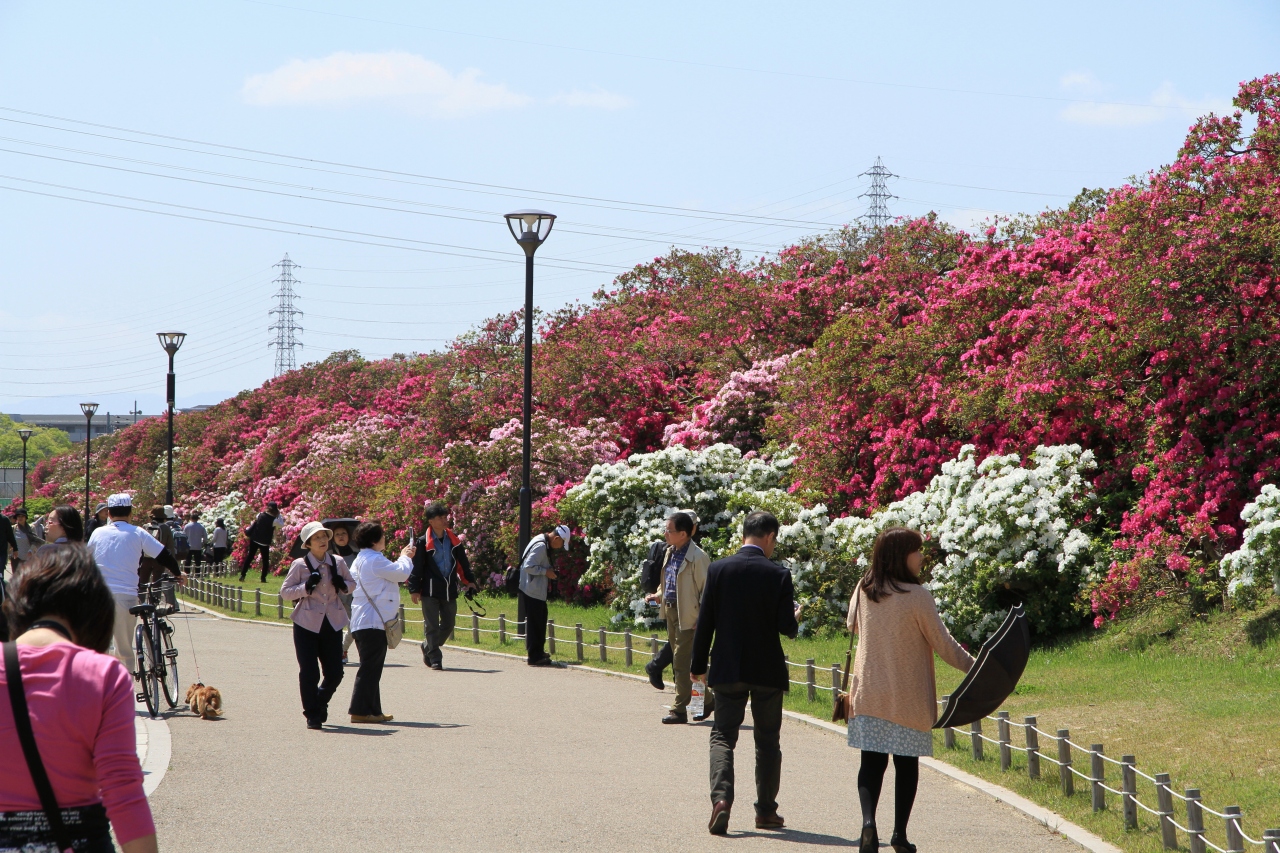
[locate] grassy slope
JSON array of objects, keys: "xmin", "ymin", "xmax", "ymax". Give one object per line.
[{"xmin": 181, "ymin": 574, "xmax": 1280, "ymax": 852}]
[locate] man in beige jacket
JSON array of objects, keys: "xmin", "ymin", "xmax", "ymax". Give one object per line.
[{"xmin": 645, "ymin": 510, "xmax": 713, "ymax": 723}]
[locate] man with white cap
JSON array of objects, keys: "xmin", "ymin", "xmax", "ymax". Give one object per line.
[
  {"xmin": 87, "ymin": 493, "xmax": 184, "ymax": 673},
  {"xmin": 518, "ymin": 523, "xmax": 570, "ymax": 667}
]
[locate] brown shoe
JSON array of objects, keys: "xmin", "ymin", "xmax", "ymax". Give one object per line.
[
  {"xmin": 377, "ymin": 713, "xmax": 394, "ymax": 722},
  {"xmin": 349, "ymin": 714, "xmax": 382, "ymax": 724},
  {"xmin": 708, "ymin": 800, "xmax": 731, "ymax": 835},
  {"xmin": 755, "ymin": 812, "xmax": 785, "ymax": 830},
  {"xmin": 661, "ymin": 711, "xmax": 688, "ymax": 725}
]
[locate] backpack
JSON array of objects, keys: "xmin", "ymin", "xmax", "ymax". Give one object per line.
[
  {"xmin": 504, "ymin": 537, "xmax": 543, "ymax": 593},
  {"xmin": 171, "ymin": 525, "xmax": 190, "ymax": 559},
  {"xmin": 639, "ymin": 540, "xmax": 668, "ymax": 594}
]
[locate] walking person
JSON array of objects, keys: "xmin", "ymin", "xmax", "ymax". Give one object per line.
[
  {"xmin": 644, "ymin": 511, "xmax": 714, "ymax": 723},
  {"xmin": 87, "ymin": 494, "xmax": 184, "ymax": 674},
  {"xmin": 182, "ymin": 512, "xmax": 207, "ymax": 570},
  {"xmin": 35, "ymin": 506, "xmax": 83, "ymax": 557},
  {"xmin": 10, "ymin": 509, "xmax": 34, "ymax": 576},
  {"xmin": 348, "ymin": 521, "xmax": 414, "ymax": 723},
  {"xmin": 846, "ymin": 527, "xmax": 974, "ymax": 853},
  {"xmin": 643, "ymin": 509, "xmax": 701, "ymax": 692},
  {"xmin": 407, "ymin": 502, "xmax": 477, "ymax": 671},
  {"xmin": 84, "ymin": 503, "xmax": 109, "ymax": 540},
  {"xmin": 691, "ymin": 510, "xmax": 799, "ymax": 835},
  {"xmin": 211, "ymin": 518, "xmax": 230, "ymax": 563},
  {"xmin": 518, "ymin": 524, "xmax": 569, "ymax": 667},
  {"xmin": 0, "ymin": 545, "xmax": 159, "ymax": 853},
  {"xmin": 238, "ymin": 501, "xmax": 281, "ymax": 582},
  {"xmin": 281, "ymin": 522, "xmax": 355, "ymax": 730}
]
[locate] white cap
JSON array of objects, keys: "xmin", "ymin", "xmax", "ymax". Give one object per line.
[
  {"xmin": 106, "ymin": 493, "xmax": 132, "ymax": 509},
  {"xmin": 299, "ymin": 521, "xmax": 331, "ymax": 547},
  {"xmin": 679, "ymin": 508, "xmax": 700, "ymax": 527},
  {"xmin": 554, "ymin": 524, "xmax": 571, "ymax": 550},
  {"xmin": 164, "ymin": 505, "xmax": 175, "ymax": 519}
]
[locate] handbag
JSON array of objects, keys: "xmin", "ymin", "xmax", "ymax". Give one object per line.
[
  {"xmin": 353, "ymin": 563, "xmax": 403, "ymax": 650},
  {"xmin": 4, "ymin": 641, "xmax": 74, "ymax": 853},
  {"xmin": 832, "ymin": 585, "xmax": 860, "ymax": 723}
]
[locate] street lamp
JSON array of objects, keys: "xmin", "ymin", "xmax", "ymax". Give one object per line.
[
  {"xmin": 157, "ymin": 332, "xmax": 186, "ymax": 506},
  {"xmin": 80, "ymin": 403, "xmax": 98, "ymax": 525},
  {"xmin": 504, "ymin": 210, "xmax": 555, "ymax": 638},
  {"xmin": 16, "ymin": 428, "xmax": 32, "ymax": 508}
]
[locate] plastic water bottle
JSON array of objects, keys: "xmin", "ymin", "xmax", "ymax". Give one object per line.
[{"xmin": 690, "ymin": 680, "xmax": 705, "ymax": 718}]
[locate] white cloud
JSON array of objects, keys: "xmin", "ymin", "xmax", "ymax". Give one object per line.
[
  {"xmin": 549, "ymin": 88, "xmax": 631, "ymax": 110},
  {"xmin": 242, "ymin": 51, "xmax": 531, "ymax": 117},
  {"xmin": 1058, "ymin": 73, "xmax": 1231, "ymax": 127}
]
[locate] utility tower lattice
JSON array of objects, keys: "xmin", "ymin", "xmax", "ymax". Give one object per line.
[
  {"xmin": 268, "ymin": 254, "xmax": 303, "ymax": 376},
  {"xmin": 859, "ymin": 156, "xmax": 898, "ymax": 231}
]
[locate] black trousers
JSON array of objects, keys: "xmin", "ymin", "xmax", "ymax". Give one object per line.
[
  {"xmin": 647, "ymin": 641, "xmax": 674, "ymax": 672},
  {"xmin": 709, "ymin": 682, "xmax": 784, "ymax": 815},
  {"xmin": 212, "ymin": 547, "xmax": 228, "ymax": 564},
  {"xmin": 348, "ymin": 628, "xmax": 388, "ymax": 716},
  {"xmin": 240, "ymin": 541, "xmax": 271, "ymax": 581},
  {"xmin": 520, "ymin": 592, "xmax": 547, "ymax": 663},
  {"xmin": 293, "ymin": 619, "xmax": 344, "ymax": 724}
]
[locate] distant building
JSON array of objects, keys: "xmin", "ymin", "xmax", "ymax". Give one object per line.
[{"xmin": 9, "ymin": 413, "xmax": 136, "ymax": 443}]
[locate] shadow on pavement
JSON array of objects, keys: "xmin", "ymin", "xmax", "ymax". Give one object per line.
[
  {"xmin": 437, "ymin": 667, "xmax": 499, "ymax": 674},
  {"xmin": 323, "ymin": 725, "xmax": 396, "ymax": 736},
  {"xmin": 382, "ymin": 721, "xmax": 466, "ymax": 730},
  {"xmin": 730, "ymin": 828, "xmax": 858, "ymax": 847}
]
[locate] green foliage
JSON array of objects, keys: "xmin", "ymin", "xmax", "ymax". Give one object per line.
[{"xmin": 0, "ymin": 415, "xmax": 73, "ymax": 468}]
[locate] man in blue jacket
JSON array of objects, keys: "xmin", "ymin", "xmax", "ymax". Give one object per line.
[
  {"xmin": 691, "ymin": 510, "xmax": 798, "ymax": 836},
  {"xmin": 407, "ymin": 501, "xmax": 476, "ymax": 670}
]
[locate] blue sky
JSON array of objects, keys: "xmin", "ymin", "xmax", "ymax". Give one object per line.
[{"xmin": 0, "ymin": 0, "xmax": 1275, "ymax": 416}]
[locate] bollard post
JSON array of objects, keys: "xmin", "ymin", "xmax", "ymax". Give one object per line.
[
  {"xmin": 277, "ymin": 593, "xmax": 283, "ymax": 618},
  {"xmin": 575, "ymin": 624, "xmax": 584, "ymax": 663},
  {"xmin": 1058, "ymin": 730, "xmax": 1073, "ymax": 796},
  {"xmin": 1263, "ymin": 829, "xmax": 1280, "ymax": 853},
  {"xmin": 1091, "ymin": 745, "xmax": 1106, "ymax": 811},
  {"xmin": 1122, "ymin": 757, "xmax": 1138, "ymax": 831},
  {"xmin": 1225, "ymin": 806, "xmax": 1244, "ymax": 853},
  {"xmin": 547, "ymin": 620, "xmax": 556, "ymax": 655},
  {"xmin": 970, "ymin": 719, "xmax": 983, "ymax": 761},
  {"xmin": 238, "ymin": 587, "xmax": 244, "ymax": 613},
  {"xmin": 830, "ymin": 664, "xmax": 840, "ymax": 711},
  {"xmin": 650, "ymin": 635, "xmax": 658, "ymax": 659},
  {"xmin": 1155, "ymin": 773, "xmax": 1176, "ymax": 850},
  {"xmin": 472, "ymin": 613, "xmax": 480, "ymax": 644},
  {"xmin": 599, "ymin": 628, "xmax": 607, "ymax": 663},
  {"xmin": 805, "ymin": 659, "xmax": 816, "ymax": 702},
  {"xmin": 398, "ymin": 604, "xmax": 406, "ymax": 634},
  {"xmin": 255, "ymin": 588, "xmax": 261, "ymax": 616},
  {"xmin": 1185, "ymin": 789, "xmax": 1205, "ymax": 853},
  {"xmin": 998, "ymin": 712, "xmax": 1011, "ymax": 771},
  {"xmin": 625, "ymin": 631, "xmax": 633, "ymax": 666},
  {"xmin": 1026, "ymin": 717, "xmax": 1040, "ymax": 780},
  {"xmin": 499, "ymin": 614, "xmax": 506, "ymax": 645},
  {"xmin": 942, "ymin": 695, "xmax": 954, "ymax": 749}
]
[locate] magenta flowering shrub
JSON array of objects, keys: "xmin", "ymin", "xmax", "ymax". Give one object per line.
[{"xmin": 662, "ymin": 352, "xmax": 799, "ymax": 451}]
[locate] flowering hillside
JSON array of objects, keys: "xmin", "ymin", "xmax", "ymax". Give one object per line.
[{"xmin": 32, "ymin": 75, "xmax": 1280, "ymax": 634}]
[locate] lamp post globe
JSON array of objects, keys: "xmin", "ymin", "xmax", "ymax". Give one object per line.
[
  {"xmin": 157, "ymin": 332, "xmax": 186, "ymax": 506},
  {"xmin": 17, "ymin": 428, "xmax": 32, "ymax": 508},
  {"xmin": 504, "ymin": 210, "xmax": 555, "ymax": 639},
  {"xmin": 79, "ymin": 403, "xmax": 98, "ymax": 526}
]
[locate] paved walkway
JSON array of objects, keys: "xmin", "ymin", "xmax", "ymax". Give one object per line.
[{"xmin": 149, "ymin": 612, "xmax": 1078, "ymax": 852}]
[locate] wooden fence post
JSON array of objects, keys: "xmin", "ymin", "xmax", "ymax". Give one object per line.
[
  {"xmin": 499, "ymin": 614, "xmax": 506, "ymax": 645},
  {"xmin": 970, "ymin": 719, "xmax": 983, "ymax": 761},
  {"xmin": 1122, "ymin": 756, "xmax": 1137, "ymax": 830},
  {"xmin": 1058, "ymin": 730, "xmax": 1073, "ymax": 796},
  {"xmin": 547, "ymin": 620, "xmax": 556, "ymax": 655},
  {"xmin": 830, "ymin": 664, "xmax": 840, "ymax": 711},
  {"xmin": 1155, "ymin": 773, "xmax": 1176, "ymax": 850},
  {"xmin": 1262, "ymin": 829, "xmax": 1280, "ymax": 853},
  {"xmin": 277, "ymin": 593, "xmax": 283, "ymax": 618},
  {"xmin": 998, "ymin": 712, "xmax": 1011, "ymax": 771},
  {"xmin": 575, "ymin": 624, "xmax": 584, "ymax": 662},
  {"xmin": 941, "ymin": 695, "xmax": 954, "ymax": 749},
  {"xmin": 472, "ymin": 613, "xmax": 480, "ymax": 643},
  {"xmin": 624, "ymin": 631, "xmax": 633, "ymax": 666},
  {"xmin": 805, "ymin": 659, "xmax": 816, "ymax": 702},
  {"xmin": 398, "ymin": 604, "xmax": 406, "ymax": 634},
  {"xmin": 1225, "ymin": 806, "xmax": 1244, "ymax": 853},
  {"xmin": 599, "ymin": 628, "xmax": 607, "ymax": 663},
  {"xmin": 238, "ymin": 587, "xmax": 244, "ymax": 613},
  {"xmin": 650, "ymin": 635, "xmax": 658, "ymax": 659},
  {"xmin": 1185, "ymin": 789, "xmax": 1205, "ymax": 853},
  {"xmin": 1091, "ymin": 744, "xmax": 1105, "ymax": 811},
  {"xmin": 1026, "ymin": 717, "xmax": 1040, "ymax": 780},
  {"xmin": 255, "ymin": 588, "xmax": 261, "ymax": 616}
]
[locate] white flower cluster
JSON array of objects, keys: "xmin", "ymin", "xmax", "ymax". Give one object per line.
[
  {"xmin": 1220, "ymin": 484, "xmax": 1280, "ymax": 596},
  {"xmin": 194, "ymin": 490, "xmax": 249, "ymax": 538}
]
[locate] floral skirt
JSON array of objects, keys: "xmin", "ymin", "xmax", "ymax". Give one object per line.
[{"xmin": 847, "ymin": 714, "xmax": 933, "ymax": 757}]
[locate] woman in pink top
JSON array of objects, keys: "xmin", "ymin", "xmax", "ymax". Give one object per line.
[
  {"xmin": 0, "ymin": 545, "xmax": 158, "ymax": 852},
  {"xmin": 281, "ymin": 521, "xmax": 355, "ymax": 730},
  {"xmin": 846, "ymin": 528, "xmax": 974, "ymax": 853}
]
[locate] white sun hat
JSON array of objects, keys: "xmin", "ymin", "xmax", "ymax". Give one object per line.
[
  {"xmin": 299, "ymin": 521, "xmax": 332, "ymax": 547},
  {"xmin": 554, "ymin": 524, "xmax": 572, "ymax": 550}
]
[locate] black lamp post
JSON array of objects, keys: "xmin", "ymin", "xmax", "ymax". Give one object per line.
[
  {"xmin": 504, "ymin": 210, "xmax": 555, "ymax": 637},
  {"xmin": 17, "ymin": 428, "xmax": 32, "ymax": 508},
  {"xmin": 157, "ymin": 332, "xmax": 186, "ymax": 506},
  {"xmin": 80, "ymin": 403, "xmax": 98, "ymax": 525}
]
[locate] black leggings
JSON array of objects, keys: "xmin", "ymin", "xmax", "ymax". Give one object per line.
[{"xmin": 857, "ymin": 750, "xmax": 919, "ymax": 840}]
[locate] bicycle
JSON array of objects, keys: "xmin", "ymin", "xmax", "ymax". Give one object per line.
[{"xmin": 130, "ymin": 578, "xmax": 181, "ymax": 718}]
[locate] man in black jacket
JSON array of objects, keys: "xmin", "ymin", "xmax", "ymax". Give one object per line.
[
  {"xmin": 691, "ymin": 510, "xmax": 798, "ymax": 836},
  {"xmin": 407, "ymin": 501, "xmax": 476, "ymax": 670},
  {"xmin": 238, "ymin": 501, "xmax": 280, "ymax": 583}
]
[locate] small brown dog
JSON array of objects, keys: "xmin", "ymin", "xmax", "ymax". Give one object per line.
[{"xmin": 185, "ymin": 683, "xmax": 223, "ymax": 719}]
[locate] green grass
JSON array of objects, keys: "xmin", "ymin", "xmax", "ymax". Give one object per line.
[{"xmin": 180, "ymin": 573, "xmax": 1280, "ymax": 852}]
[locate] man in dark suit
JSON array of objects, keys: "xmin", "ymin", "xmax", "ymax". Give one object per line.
[{"xmin": 691, "ymin": 510, "xmax": 799, "ymax": 836}]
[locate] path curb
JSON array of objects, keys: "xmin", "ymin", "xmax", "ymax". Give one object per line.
[
  {"xmin": 184, "ymin": 601, "xmax": 1121, "ymax": 853},
  {"xmin": 137, "ymin": 713, "xmax": 171, "ymax": 797}
]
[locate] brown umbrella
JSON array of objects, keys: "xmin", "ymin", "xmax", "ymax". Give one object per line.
[{"xmin": 934, "ymin": 603, "xmax": 1030, "ymax": 730}]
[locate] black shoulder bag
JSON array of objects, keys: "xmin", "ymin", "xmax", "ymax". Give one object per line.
[{"xmin": 4, "ymin": 641, "xmax": 73, "ymax": 853}]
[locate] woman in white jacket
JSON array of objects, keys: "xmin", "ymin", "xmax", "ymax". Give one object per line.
[{"xmin": 347, "ymin": 521, "xmax": 415, "ymax": 723}]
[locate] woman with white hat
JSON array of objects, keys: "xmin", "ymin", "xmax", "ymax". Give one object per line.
[{"xmin": 280, "ymin": 521, "xmax": 355, "ymax": 730}]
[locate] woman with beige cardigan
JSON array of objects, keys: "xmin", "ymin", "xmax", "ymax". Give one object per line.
[{"xmin": 846, "ymin": 527, "xmax": 974, "ymax": 853}]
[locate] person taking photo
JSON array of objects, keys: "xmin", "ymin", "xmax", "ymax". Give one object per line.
[
  {"xmin": 518, "ymin": 524, "xmax": 569, "ymax": 667},
  {"xmin": 239, "ymin": 501, "xmax": 281, "ymax": 583}
]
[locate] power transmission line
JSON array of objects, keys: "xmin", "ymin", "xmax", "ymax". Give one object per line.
[
  {"xmin": 269, "ymin": 255, "xmax": 303, "ymax": 376},
  {"xmin": 859, "ymin": 157, "xmax": 898, "ymax": 231}
]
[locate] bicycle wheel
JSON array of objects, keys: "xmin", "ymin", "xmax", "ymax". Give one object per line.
[
  {"xmin": 159, "ymin": 620, "xmax": 181, "ymax": 709},
  {"xmin": 134, "ymin": 622, "xmax": 158, "ymax": 718}
]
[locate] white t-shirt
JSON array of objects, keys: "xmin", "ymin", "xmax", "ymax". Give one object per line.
[{"xmin": 88, "ymin": 520, "xmax": 166, "ymax": 596}]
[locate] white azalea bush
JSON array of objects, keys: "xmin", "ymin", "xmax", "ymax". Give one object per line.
[{"xmin": 1220, "ymin": 484, "xmax": 1280, "ymax": 601}]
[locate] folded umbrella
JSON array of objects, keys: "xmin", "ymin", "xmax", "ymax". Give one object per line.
[{"xmin": 934, "ymin": 603, "xmax": 1030, "ymax": 730}]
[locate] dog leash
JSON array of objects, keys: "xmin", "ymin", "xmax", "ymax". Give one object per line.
[{"xmin": 178, "ymin": 580, "xmax": 204, "ymax": 685}]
